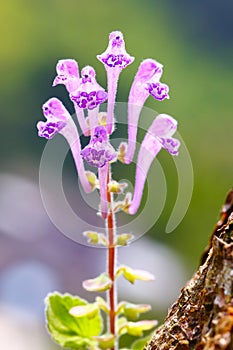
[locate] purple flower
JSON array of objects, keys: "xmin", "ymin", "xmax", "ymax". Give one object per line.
[
  {"xmin": 37, "ymin": 98, "xmax": 93, "ymax": 193},
  {"xmin": 53, "ymin": 59, "xmax": 80, "ymax": 93},
  {"xmin": 97, "ymin": 31, "xmax": 134, "ymax": 134},
  {"xmin": 53, "ymin": 60, "xmax": 89, "ymax": 137},
  {"xmin": 146, "ymin": 82, "xmax": 169, "ymax": 101},
  {"xmin": 37, "ymin": 121, "xmax": 66, "ymax": 139},
  {"xmin": 123, "ymin": 59, "xmax": 169, "ymax": 164},
  {"xmin": 128, "ymin": 114, "xmax": 180, "ymax": 215},
  {"xmin": 70, "ymin": 66, "xmax": 108, "ymax": 137},
  {"xmin": 70, "ymin": 66, "xmax": 107, "ymax": 111},
  {"xmin": 97, "ymin": 31, "xmax": 134, "ymax": 69},
  {"xmin": 81, "ymin": 126, "xmax": 117, "ymax": 168}
]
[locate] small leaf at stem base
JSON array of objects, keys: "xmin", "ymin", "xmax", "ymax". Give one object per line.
[
  {"xmin": 69, "ymin": 303, "xmax": 99, "ymax": 319},
  {"xmin": 124, "ymin": 320, "xmax": 158, "ymax": 337},
  {"xmin": 95, "ymin": 296, "xmax": 109, "ymax": 314},
  {"xmin": 83, "ymin": 231, "xmax": 107, "ymax": 246},
  {"xmin": 116, "ymin": 301, "xmax": 151, "ymax": 320},
  {"xmin": 83, "ymin": 273, "xmax": 112, "ymax": 292},
  {"xmin": 115, "ymin": 233, "xmax": 134, "ymax": 246},
  {"xmin": 127, "ymin": 320, "xmax": 158, "ymax": 336},
  {"xmin": 116, "ymin": 265, "xmax": 155, "ymax": 284},
  {"xmin": 93, "ymin": 333, "xmax": 116, "ymax": 349}
]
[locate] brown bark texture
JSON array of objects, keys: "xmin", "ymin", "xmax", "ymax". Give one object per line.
[{"xmin": 145, "ymin": 189, "xmax": 233, "ymax": 350}]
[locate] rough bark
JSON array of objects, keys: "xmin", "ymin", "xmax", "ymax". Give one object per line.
[{"xmin": 145, "ymin": 189, "xmax": 233, "ymax": 350}]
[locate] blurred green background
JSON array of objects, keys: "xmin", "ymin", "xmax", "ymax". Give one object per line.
[{"xmin": 0, "ymin": 0, "xmax": 232, "ymax": 348}]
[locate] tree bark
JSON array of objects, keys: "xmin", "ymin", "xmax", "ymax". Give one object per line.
[{"xmin": 145, "ymin": 189, "xmax": 233, "ymax": 350}]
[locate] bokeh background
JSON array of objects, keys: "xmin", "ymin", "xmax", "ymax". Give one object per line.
[{"xmin": 0, "ymin": 0, "xmax": 233, "ymax": 349}]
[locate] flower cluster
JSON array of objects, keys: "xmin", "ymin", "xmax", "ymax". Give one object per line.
[
  {"xmin": 37, "ymin": 30, "xmax": 179, "ymax": 218},
  {"xmin": 38, "ymin": 30, "xmax": 181, "ymax": 350}
]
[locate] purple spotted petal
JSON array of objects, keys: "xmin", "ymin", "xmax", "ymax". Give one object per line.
[
  {"xmin": 146, "ymin": 82, "xmax": 169, "ymax": 101},
  {"xmin": 37, "ymin": 121, "xmax": 66, "ymax": 139},
  {"xmin": 101, "ymin": 54, "xmax": 132, "ymax": 69},
  {"xmin": 158, "ymin": 137, "xmax": 180, "ymax": 155},
  {"xmin": 81, "ymin": 143, "xmax": 117, "ymax": 168},
  {"xmin": 53, "ymin": 59, "xmax": 80, "ymax": 93},
  {"xmin": 92, "ymin": 126, "xmax": 108, "ymax": 143},
  {"xmin": 81, "ymin": 127, "xmax": 117, "ymax": 168},
  {"xmin": 97, "ymin": 31, "xmax": 134, "ymax": 134},
  {"xmin": 71, "ymin": 90, "xmax": 107, "ymax": 110}
]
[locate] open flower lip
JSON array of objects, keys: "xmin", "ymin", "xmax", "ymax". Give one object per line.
[
  {"xmin": 37, "ymin": 120, "xmax": 67, "ymax": 140},
  {"xmin": 97, "ymin": 30, "xmax": 134, "ymax": 70},
  {"xmin": 70, "ymin": 66, "xmax": 108, "ymax": 111},
  {"xmin": 81, "ymin": 126, "xmax": 117, "ymax": 168}
]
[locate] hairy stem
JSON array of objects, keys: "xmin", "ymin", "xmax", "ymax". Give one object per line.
[{"xmin": 106, "ymin": 165, "xmax": 117, "ymax": 350}]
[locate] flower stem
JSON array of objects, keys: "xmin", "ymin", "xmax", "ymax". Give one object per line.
[{"xmin": 106, "ymin": 165, "xmax": 117, "ymax": 350}]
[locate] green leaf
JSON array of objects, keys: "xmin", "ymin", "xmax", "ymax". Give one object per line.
[
  {"xmin": 45, "ymin": 292, "xmax": 102, "ymax": 349},
  {"xmin": 116, "ymin": 301, "xmax": 126, "ymax": 315},
  {"xmin": 93, "ymin": 333, "xmax": 116, "ymax": 349},
  {"xmin": 83, "ymin": 231, "xmax": 107, "ymax": 246},
  {"xmin": 123, "ymin": 302, "xmax": 151, "ymax": 320},
  {"xmin": 117, "ymin": 317, "xmax": 128, "ymax": 336},
  {"xmin": 70, "ymin": 303, "xmax": 99, "ymax": 319},
  {"xmin": 116, "ymin": 234, "xmax": 134, "ymax": 246},
  {"xmin": 83, "ymin": 273, "xmax": 112, "ymax": 292},
  {"xmin": 47, "ymin": 332, "xmax": 95, "ymax": 350},
  {"xmin": 95, "ymin": 296, "xmax": 109, "ymax": 314},
  {"xmin": 108, "ymin": 180, "xmax": 128, "ymax": 194},
  {"xmin": 131, "ymin": 335, "xmax": 152, "ymax": 350},
  {"xmin": 127, "ymin": 320, "xmax": 158, "ymax": 337},
  {"xmin": 116, "ymin": 266, "xmax": 155, "ymax": 284}
]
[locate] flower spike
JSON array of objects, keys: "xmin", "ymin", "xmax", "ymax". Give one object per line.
[
  {"xmin": 37, "ymin": 98, "xmax": 93, "ymax": 193},
  {"xmin": 53, "ymin": 59, "xmax": 80, "ymax": 93},
  {"xmin": 124, "ymin": 59, "xmax": 169, "ymax": 164},
  {"xmin": 38, "ymin": 32, "xmax": 180, "ymax": 349},
  {"xmin": 97, "ymin": 31, "xmax": 134, "ymax": 134},
  {"xmin": 128, "ymin": 114, "xmax": 180, "ymax": 215}
]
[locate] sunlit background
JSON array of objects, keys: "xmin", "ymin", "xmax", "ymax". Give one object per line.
[{"xmin": 0, "ymin": 1, "xmax": 233, "ymax": 348}]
